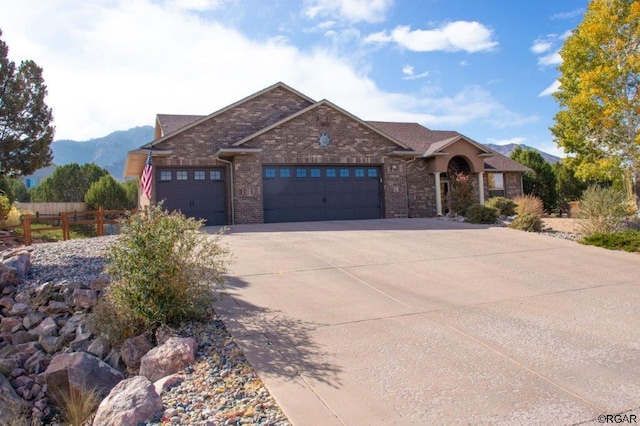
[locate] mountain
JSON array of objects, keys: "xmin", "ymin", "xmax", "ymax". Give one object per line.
[
  {"xmin": 484, "ymin": 143, "xmax": 562, "ymax": 164},
  {"xmin": 52, "ymin": 126, "xmax": 154, "ymax": 179}
]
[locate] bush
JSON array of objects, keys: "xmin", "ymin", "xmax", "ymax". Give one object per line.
[
  {"xmin": 514, "ymin": 194, "xmax": 545, "ymax": 216},
  {"xmin": 121, "ymin": 179, "xmax": 139, "ymax": 209},
  {"xmin": 85, "ymin": 175, "xmax": 130, "ymax": 210},
  {"xmin": 577, "ymin": 185, "xmax": 628, "ymax": 237},
  {"xmin": 509, "ymin": 212, "xmax": 542, "ymax": 232},
  {"xmin": 484, "ymin": 197, "xmax": 517, "ymax": 217},
  {"xmin": 93, "ymin": 205, "xmax": 230, "ymax": 344},
  {"xmin": 465, "ymin": 203, "xmax": 498, "ymax": 224},
  {"xmin": 581, "ymin": 230, "xmax": 640, "ymax": 252},
  {"xmin": 449, "ymin": 172, "xmax": 475, "ymax": 215},
  {"xmin": 0, "ymin": 194, "xmax": 10, "ymax": 221}
]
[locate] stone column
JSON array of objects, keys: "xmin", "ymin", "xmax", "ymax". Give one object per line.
[
  {"xmin": 478, "ymin": 172, "xmax": 485, "ymax": 205},
  {"xmin": 434, "ymin": 172, "xmax": 442, "ymax": 216}
]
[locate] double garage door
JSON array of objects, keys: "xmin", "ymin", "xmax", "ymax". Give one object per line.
[
  {"xmin": 155, "ymin": 167, "xmax": 226, "ymax": 226},
  {"xmin": 263, "ymin": 165, "xmax": 382, "ymax": 223}
]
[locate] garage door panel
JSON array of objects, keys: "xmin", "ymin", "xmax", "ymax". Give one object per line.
[
  {"xmin": 156, "ymin": 168, "xmax": 226, "ymax": 226},
  {"xmin": 263, "ymin": 165, "xmax": 382, "ymax": 223}
]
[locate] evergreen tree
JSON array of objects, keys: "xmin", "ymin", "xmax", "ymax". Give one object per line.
[
  {"xmin": 510, "ymin": 146, "xmax": 558, "ymax": 212},
  {"xmin": 30, "ymin": 163, "xmax": 109, "ymax": 202},
  {"xmin": 0, "ymin": 29, "xmax": 54, "ymax": 177}
]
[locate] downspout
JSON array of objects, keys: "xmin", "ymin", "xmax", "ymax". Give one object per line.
[{"xmin": 215, "ymin": 155, "xmax": 235, "ymax": 225}]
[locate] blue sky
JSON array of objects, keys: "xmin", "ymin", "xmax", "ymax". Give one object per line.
[{"xmin": 2, "ymin": 0, "xmax": 587, "ymax": 156}]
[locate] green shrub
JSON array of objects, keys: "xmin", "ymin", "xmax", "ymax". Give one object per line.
[
  {"xmin": 514, "ymin": 194, "xmax": 545, "ymax": 216},
  {"xmin": 121, "ymin": 179, "xmax": 139, "ymax": 209},
  {"xmin": 509, "ymin": 212, "xmax": 542, "ymax": 232},
  {"xmin": 577, "ymin": 185, "xmax": 629, "ymax": 237},
  {"xmin": 85, "ymin": 175, "xmax": 130, "ymax": 210},
  {"xmin": 465, "ymin": 203, "xmax": 498, "ymax": 224},
  {"xmin": 93, "ymin": 205, "xmax": 231, "ymax": 344},
  {"xmin": 0, "ymin": 194, "xmax": 10, "ymax": 221},
  {"xmin": 484, "ymin": 197, "xmax": 517, "ymax": 217},
  {"xmin": 581, "ymin": 230, "xmax": 640, "ymax": 252}
]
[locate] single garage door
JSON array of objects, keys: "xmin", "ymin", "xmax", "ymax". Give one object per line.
[
  {"xmin": 156, "ymin": 168, "xmax": 226, "ymax": 225},
  {"xmin": 263, "ymin": 165, "xmax": 382, "ymax": 223}
]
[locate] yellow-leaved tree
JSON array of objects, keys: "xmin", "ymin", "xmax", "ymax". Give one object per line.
[{"xmin": 551, "ymin": 0, "xmax": 640, "ymax": 209}]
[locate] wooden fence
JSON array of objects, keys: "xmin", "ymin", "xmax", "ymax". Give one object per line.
[
  {"xmin": 15, "ymin": 202, "xmax": 88, "ymax": 215},
  {"xmin": 0, "ymin": 207, "xmax": 135, "ymax": 246}
]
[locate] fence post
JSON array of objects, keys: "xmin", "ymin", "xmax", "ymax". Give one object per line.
[
  {"xmin": 61, "ymin": 212, "xmax": 70, "ymax": 241},
  {"xmin": 97, "ymin": 207, "xmax": 104, "ymax": 236},
  {"xmin": 22, "ymin": 215, "xmax": 31, "ymax": 246}
]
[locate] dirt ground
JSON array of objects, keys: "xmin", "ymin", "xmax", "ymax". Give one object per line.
[{"xmin": 541, "ymin": 217, "xmax": 579, "ymax": 233}]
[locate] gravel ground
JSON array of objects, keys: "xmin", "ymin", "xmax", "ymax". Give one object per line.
[{"xmin": 22, "ymin": 236, "xmax": 290, "ymax": 425}]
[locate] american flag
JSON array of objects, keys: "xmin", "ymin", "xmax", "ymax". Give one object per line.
[{"xmin": 140, "ymin": 148, "xmax": 153, "ymax": 199}]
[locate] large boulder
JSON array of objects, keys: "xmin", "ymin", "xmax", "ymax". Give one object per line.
[
  {"xmin": 0, "ymin": 373, "xmax": 29, "ymax": 423},
  {"xmin": 92, "ymin": 376, "xmax": 162, "ymax": 426},
  {"xmin": 139, "ymin": 337, "xmax": 197, "ymax": 382},
  {"xmin": 43, "ymin": 352, "xmax": 124, "ymax": 406},
  {"xmin": 2, "ymin": 251, "xmax": 31, "ymax": 279}
]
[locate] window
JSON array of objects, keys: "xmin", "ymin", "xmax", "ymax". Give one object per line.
[
  {"xmin": 280, "ymin": 168, "xmax": 291, "ymax": 178},
  {"xmin": 339, "ymin": 168, "xmax": 349, "ymax": 177},
  {"xmin": 488, "ymin": 173, "xmax": 505, "ymax": 197},
  {"xmin": 176, "ymin": 171, "xmax": 188, "ymax": 180},
  {"xmin": 194, "ymin": 171, "xmax": 205, "ymax": 180},
  {"xmin": 355, "ymin": 168, "xmax": 364, "ymax": 178},
  {"xmin": 160, "ymin": 171, "xmax": 172, "ymax": 181},
  {"xmin": 310, "ymin": 168, "xmax": 321, "ymax": 178},
  {"xmin": 210, "ymin": 170, "xmax": 222, "ymax": 180},
  {"xmin": 296, "ymin": 168, "xmax": 307, "ymax": 178},
  {"xmin": 367, "ymin": 168, "xmax": 378, "ymax": 178},
  {"xmin": 264, "ymin": 168, "xmax": 276, "ymax": 178},
  {"xmin": 326, "ymin": 168, "xmax": 336, "ymax": 178}
]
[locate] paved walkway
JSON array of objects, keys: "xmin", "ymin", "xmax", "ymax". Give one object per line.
[{"xmin": 210, "ymin": 218, "xmax": 640, "ymax": 425}]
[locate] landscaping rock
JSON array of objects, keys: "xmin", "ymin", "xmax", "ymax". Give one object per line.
[
  {"xmin": 72, "ymin": 288, "xmax": 97, "ymax": 309},
  {"xmin": 139, "ymin": 337, "xmax": 197, "ymax": 382},
  {"xmin": 87, "ymin": 336, "xmax": 111, "ymax": 359},
  {"xmin": 0, "ymin": 373, "xmax": 29, "ymax": 422},
  {"xmin": 43, "ymin": 352, "xmax": 124, "ymax": 406},
  {"xmin": 0, "ymin": 263, "xmax": 20, "ymax": 290},
  {"xmin": 153, "ymin": 373, "xmax": 185, "ymax": 395},
  {"xmin": 121, "ymin": 333, "xmax": 154, "ymax": 371},
  {"xmin": 3, "ymin": 252, "xmax": 31, "ymax": 279},
  {"xmin": 93, "ymin": 376, "xmax": 162, "ymax": 426}
]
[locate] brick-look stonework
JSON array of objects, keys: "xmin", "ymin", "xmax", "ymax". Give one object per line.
[
  {"xmin": 406, "ymin": 160, "xmax": 437, "ymax": 217},
  {"xmin": 238, "ymin": 104, "xmax": 409, "ymax": 223}
]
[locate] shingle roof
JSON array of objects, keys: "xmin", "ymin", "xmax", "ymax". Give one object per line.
[
  {"xmin": 368, "ymin": 120, "xmax": 530, "ymax": 172},
  {"xmin": 483, "ymin": 153, "xmax": 531, "ymax": 172},
  {"xmin": 367, "ymin": 121, "xmax": 460, "ymax": 153},
  {"xmin": 157, "ymin": 114, "xmax": 203, "ymax": 136}
]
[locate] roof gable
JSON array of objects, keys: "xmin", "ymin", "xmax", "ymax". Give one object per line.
[
  {"xmin": 231, "ymin": 100, "xmax": 411, "ymax": 150},
  {"xmin": 145, "ymin": 82, "xmax": 316, "ymax": 149}
]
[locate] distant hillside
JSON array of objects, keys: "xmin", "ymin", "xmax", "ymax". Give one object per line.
[
  {"xmin": 52, "ymin": 126, "xmax": 154, "ymax": 179},
  {"xmin": 485, "ymin": 143, "xmax": 561, "ymax": 164}
]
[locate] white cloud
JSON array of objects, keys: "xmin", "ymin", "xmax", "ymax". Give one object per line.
[
  {"xmin": 459, "ymin": 60, "xmax": 469, "ymax": 67},
  {"xmin": 530, "ymin": 40, "xmax": 552, "ymax": 54},
  {"xmin": 365, "ymin": 21, "xmax": 498, "ymax": 53},
  {"xmin": 0, "ymin": 0, "xmax": 529, "ymax": 142},
  {"xmin": 537, "ymin": 51, "xmax": 562, "ymax": 66},
  {"xmin": 486, "ymin": 137, "xmax": 526, "ymax": 146},
  {"xmin": 551, "ymin": 8, "xmax": 584, "ymax": 20},
  {"xmin": 304, "ymin": 0, "xmax": 393, "ymax": 23},
  {"xmin": 539, "ymin": 80, "xmax": 561, "ymax": 97},
  {"xmin": 164, "ymin": 0, "xmax": 230, "ymax": 11},
  {"xmin": 401, "ymin": 65, "xmax": 429, "ymax": 80}
]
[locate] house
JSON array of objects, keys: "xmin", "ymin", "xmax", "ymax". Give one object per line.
[
  {"xmin": 20, "ymin": 164, "xmax": 57, "ymax": 189},
  {"xmin": 124, "ymin": 82, "xmax": 529, "ymax": 225}
]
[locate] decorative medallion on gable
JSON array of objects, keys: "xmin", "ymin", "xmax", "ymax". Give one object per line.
[{"xmin": 318, "ymin": 132, "xmax": 332, "ymax": 147}]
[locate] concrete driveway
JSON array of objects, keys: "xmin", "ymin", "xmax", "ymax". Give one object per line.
[{"xmin": 210, "ymin": 218, "xmax": 640, "ymax": 425}]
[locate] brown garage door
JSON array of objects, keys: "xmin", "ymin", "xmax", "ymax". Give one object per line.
[
  {"xmin": 156, "ymin": 168, "xmax": 226, "ymax": 225},
  {"xmin": 263, "ymin": 165, "xmax": 382, "ymax": 223}
]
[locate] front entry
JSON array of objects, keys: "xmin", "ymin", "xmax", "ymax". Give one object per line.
[{"xmin": 262, "ymin": 165, "xmax": 382, "ymax": 223}]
